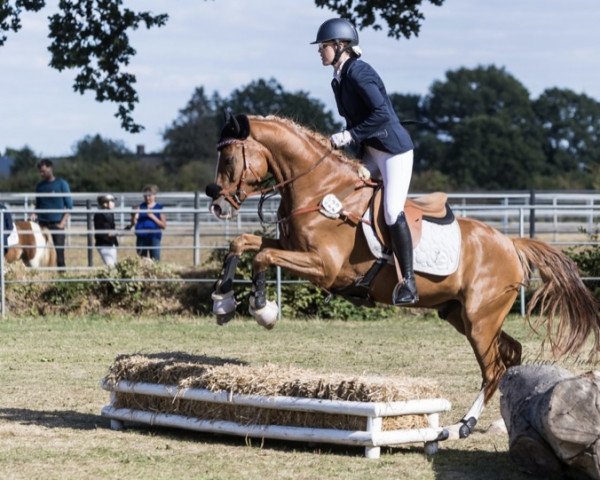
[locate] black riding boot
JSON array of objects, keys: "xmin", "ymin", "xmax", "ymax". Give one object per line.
[{"xmin": 389, "ymin": 212, "xmax": 419, "ymax": 305}]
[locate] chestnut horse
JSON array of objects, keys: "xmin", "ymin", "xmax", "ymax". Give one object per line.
[{"xmin": 206, "ymin": 114, "xmax": 600, "ymax": 438}]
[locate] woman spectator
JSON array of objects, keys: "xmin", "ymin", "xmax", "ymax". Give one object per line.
[{"xmin": 131, "ymin": 184, "xmax": 167, "ymax": 261}]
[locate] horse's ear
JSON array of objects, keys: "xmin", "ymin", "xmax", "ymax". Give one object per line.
[
  {"xmin": 218, "ymin": 110, "xmax": 250, "ymax": 142},
  {"xmin": 234, "ymin": 114, "xmax": 250, "ymax": 138}
]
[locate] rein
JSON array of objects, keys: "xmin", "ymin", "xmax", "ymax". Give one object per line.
[
  {"xmin": 216, "ymin": 137, "xmax": 334, "ymax": 210},
  {"xmin": 215, "ymin": 137, "xmax": 378, "ymax": 228}
]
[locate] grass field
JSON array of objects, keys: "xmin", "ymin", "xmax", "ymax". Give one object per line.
[{"xmin": 0, "ymin": 312, "xmax": 595, "ymax": 479}]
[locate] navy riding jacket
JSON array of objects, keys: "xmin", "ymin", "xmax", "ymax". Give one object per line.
[{"xmin": 331, "ymin": 58, "xmax": 413, "ymax": 154}]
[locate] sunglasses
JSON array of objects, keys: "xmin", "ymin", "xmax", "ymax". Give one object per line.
[{"xmin": 318, "ymin": 41, "xmax": 335, "ymax": 50}]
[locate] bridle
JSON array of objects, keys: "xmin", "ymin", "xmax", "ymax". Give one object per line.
[
  {"xmin": 215, "ymin": 138, "xmax": 264, "ymax": 209},
  {"xmin": 214, "ymin": 137, "xmax": 334, "ymax": 211},
  {"xmin": 212, "ymin": 135, "xmax": 378, "ymax": 230}
]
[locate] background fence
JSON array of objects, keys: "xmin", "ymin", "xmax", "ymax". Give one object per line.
[{"xmin": 1, "ymin": 190, "xmax": 598, "ymax": 317}]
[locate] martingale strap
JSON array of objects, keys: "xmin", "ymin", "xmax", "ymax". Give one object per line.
[
  {"xmin": 216, "ymin": 138, "xmax": 336, "ymax": 211},
  {"xmin": 259, "ymin": 178, "xmax": 376, "ymax": 229},
  {"xmin": 216, "ymin": 136, "xmax": 380, "ymax": 230}
]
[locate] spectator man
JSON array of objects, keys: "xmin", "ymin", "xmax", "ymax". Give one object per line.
[{"xmin": 31, "ymin": 159, "xmax": 73, "ymax": 268}]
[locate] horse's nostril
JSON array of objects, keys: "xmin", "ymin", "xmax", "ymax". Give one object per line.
[{"xmin": 210, "ymin": 204, "xmax": 222, "ymax": 218}]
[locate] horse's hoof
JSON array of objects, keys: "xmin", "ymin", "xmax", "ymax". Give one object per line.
[
  {"xmin": 216, "ymin": 310, "xmax": 235, "ymax": 326},
  {"xmin": 446, "ymin": 420, "xmax": 477, "ymax": 440},
  {"xmin": 212, "ymin": 290, "xmax": 237, "ymax": 317},
  {"xmin": 459, "ymin": 417, "xmax": 477, "ymax": 438},
  {"xmin": 249, "ymin": 297, "xmax": 278, "ymax": 329},
  {"xmin": 424, "ymin": 441, "xmax": 439, "ymax": 455}
]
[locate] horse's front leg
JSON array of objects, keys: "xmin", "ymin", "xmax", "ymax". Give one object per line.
[
  {"xmin": 249, "ymin": 248, "xmax": 328, "ymax": 329},
  {"xmin": 212, "ymin": 234, "xmax": 281, "ymax": 325}
]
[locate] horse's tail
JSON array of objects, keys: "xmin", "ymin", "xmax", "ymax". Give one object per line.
[{"xmin": 513, "ymin": 237, "xmax": 600, "ymax": 360}]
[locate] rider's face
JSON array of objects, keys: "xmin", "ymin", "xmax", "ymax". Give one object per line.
[{"xmin": 318, "ymin": 42, "xmax": 336, "ymax": 66}]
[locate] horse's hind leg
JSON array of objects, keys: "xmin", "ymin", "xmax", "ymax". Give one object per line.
[
  {"xmin": 438, "ymin": 301, "xmax": 486, "ymax": 438},
  {"xmin": 438, "ymin": 293, "xmax": 519, "ymax": 439},
  {"xmin": 450, "ymin": 289, "xmax": 519, "ymax": 438},
  {"xmin": 439, "ymin": 301, "xmax": 522, "ymax": 374},
  {"xmin": 467, "ymin": 290, "xmax": 520, "ymax": 402}
]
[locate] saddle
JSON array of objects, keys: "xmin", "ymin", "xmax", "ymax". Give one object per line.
[{"xmin": 369, "ymin": 189, "xmax": 454, "ymax": 249}]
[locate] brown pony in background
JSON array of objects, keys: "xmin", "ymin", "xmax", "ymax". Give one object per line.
[
  {"xmin": 206, "ymin": 113, "xmax": 600, "ymax": 438},
  {"xmin": 5, "ymin": 220, "xmax": 57, "ymax": 268}
]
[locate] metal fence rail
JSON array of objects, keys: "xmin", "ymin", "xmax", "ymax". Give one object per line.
[{"xmin": 0, "ymin": 191, "xmax": 598, "ymax": 318}]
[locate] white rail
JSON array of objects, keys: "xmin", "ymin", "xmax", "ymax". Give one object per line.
[{"xmin": 101, "ymin": 380, "xmax": 451, "ymax": 459}]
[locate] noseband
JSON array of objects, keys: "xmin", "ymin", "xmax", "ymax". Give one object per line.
[{"xmin": 215, "ymin": 138, "xmax": 263, "ymax": 209}]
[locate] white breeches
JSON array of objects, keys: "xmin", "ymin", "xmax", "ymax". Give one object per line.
[
  {"xmin": 363, "ymin": 146, "xmax": 414, "ymax": 225},
  {"xmin": 98, "ymin": 246, "xmax": 118, "ymax": 267}
]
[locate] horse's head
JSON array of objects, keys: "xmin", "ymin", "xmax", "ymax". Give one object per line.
[{"xmin": 206, "ymin": 113, "xmax": 270, "ymax": 219}]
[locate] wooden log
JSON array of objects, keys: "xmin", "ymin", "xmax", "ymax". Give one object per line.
[{"xmin": 499, "ymin": 365, "xmax": 600, "ymax": 480}]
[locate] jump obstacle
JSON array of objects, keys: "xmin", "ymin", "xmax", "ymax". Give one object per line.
[{"xmin": 100, "ymin": 354, "xmax": 452, "ymax": 459}]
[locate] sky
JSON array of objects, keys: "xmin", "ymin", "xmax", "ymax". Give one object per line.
[{"xmin": 0, "ymin": 0, "xmax": 599, "ymax": 157}]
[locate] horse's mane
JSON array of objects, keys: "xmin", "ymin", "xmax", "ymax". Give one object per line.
[{"xmin": 254, "ymin": 115, "xmax": 362, "ymax": 170}]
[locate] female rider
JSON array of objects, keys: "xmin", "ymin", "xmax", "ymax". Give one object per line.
[{"xmin": 312, "ymin": 18, "xmax": 418, "ymax": 305}]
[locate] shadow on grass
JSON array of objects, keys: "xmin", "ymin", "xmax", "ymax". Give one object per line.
[
  {"xmin": 427, "ymin": 447, "xmax": 531, "ymax": 480},
  {"xmin": 0, "ymin": 408, "xmax": 102, "ymax": 430},
  {"xmin": 98, "ymin": 422, "xmax": 529, "ymax": 479}
]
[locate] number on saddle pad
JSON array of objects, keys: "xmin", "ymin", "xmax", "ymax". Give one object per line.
[{"xmin": 319, "ymin": 194, "xmax": 343, "ymax": 219}]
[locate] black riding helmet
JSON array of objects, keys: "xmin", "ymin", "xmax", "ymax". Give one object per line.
[
  {"xmin": 311, "ymin": 18, "xmax": 359, "ymax": 66},
  {"xmin": 97, "ymin": 194, "xmax": 115, "ymax": 206},
  {"xmin": 311, "ymin": 18, "xmax": 359, "ymax": 46}
]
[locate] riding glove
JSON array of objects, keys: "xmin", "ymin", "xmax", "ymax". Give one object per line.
[{"xmin": 330, "ymin": 130, "xmax": 353, "ymax": 148}]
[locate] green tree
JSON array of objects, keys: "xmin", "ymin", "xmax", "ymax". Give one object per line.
[
  {"xmin": 162, "ymin": 87, "xmax": 219, "ymax": 167},
  {"xmin": 389, "ymin": 92, "xmax": 434, "ymax": 173},
  {"xmin": 162, "ymin": 78, "xmax": 342, "ymax": 189},
  {"xmin": 59, "ymin": 157, "xmax": 171, "ymax": 192},
  {"xmin": 73, "ymin": 134, "xmax": 131, "ymax": 162},
  {"xmin": 219, "ymin": 78, "xmax": 341, "ymax": 133},
  {"xmin": 0, "ymin": 1, "xmax": 443, "ymax": 132},
  {"xmin": 0, "ymin": 146, "xmax": 40, "ymax": 191},
  {"xmin": 532, "ymin": 88, "xmax": 600, "ymax": 174},
  {"xmin": 445, "ymin": 116, "xmax": 545, "ymax": 190},
  {"xmin": 420, "ymin": 65, "xmax": 545, "ymax": 188},
  {"xmin": 314, "ymin": 0, "xmax": 444, "ymax": 39},
  {"xmin": 390, "ymin": 93, "xmax": 423, "ymax": 123},
  {"xmin": 7, "ymin": 145, "xmax": 39, "ymax": 175},
  {"xmin": 176, "ymin": 161, "xmax": 216, "ymax": 192},
  {"xmin": 424, "ymin": 65, "xmax": 538, "ymax": 137}
]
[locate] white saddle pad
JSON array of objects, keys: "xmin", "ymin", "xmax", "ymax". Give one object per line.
[{"xmin": 361, "ymin": 210, "xmax": 461, "ymax": 276}]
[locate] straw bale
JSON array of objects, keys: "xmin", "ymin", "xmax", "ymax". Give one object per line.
[{"xmin": 105, "ymin": 352, "xmax": 442, "ymax": 431}]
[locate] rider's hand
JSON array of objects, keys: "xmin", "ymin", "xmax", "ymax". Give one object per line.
[{"xmin": 330, "ymin": 130, "xmax": 353, "ymax": 149}]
